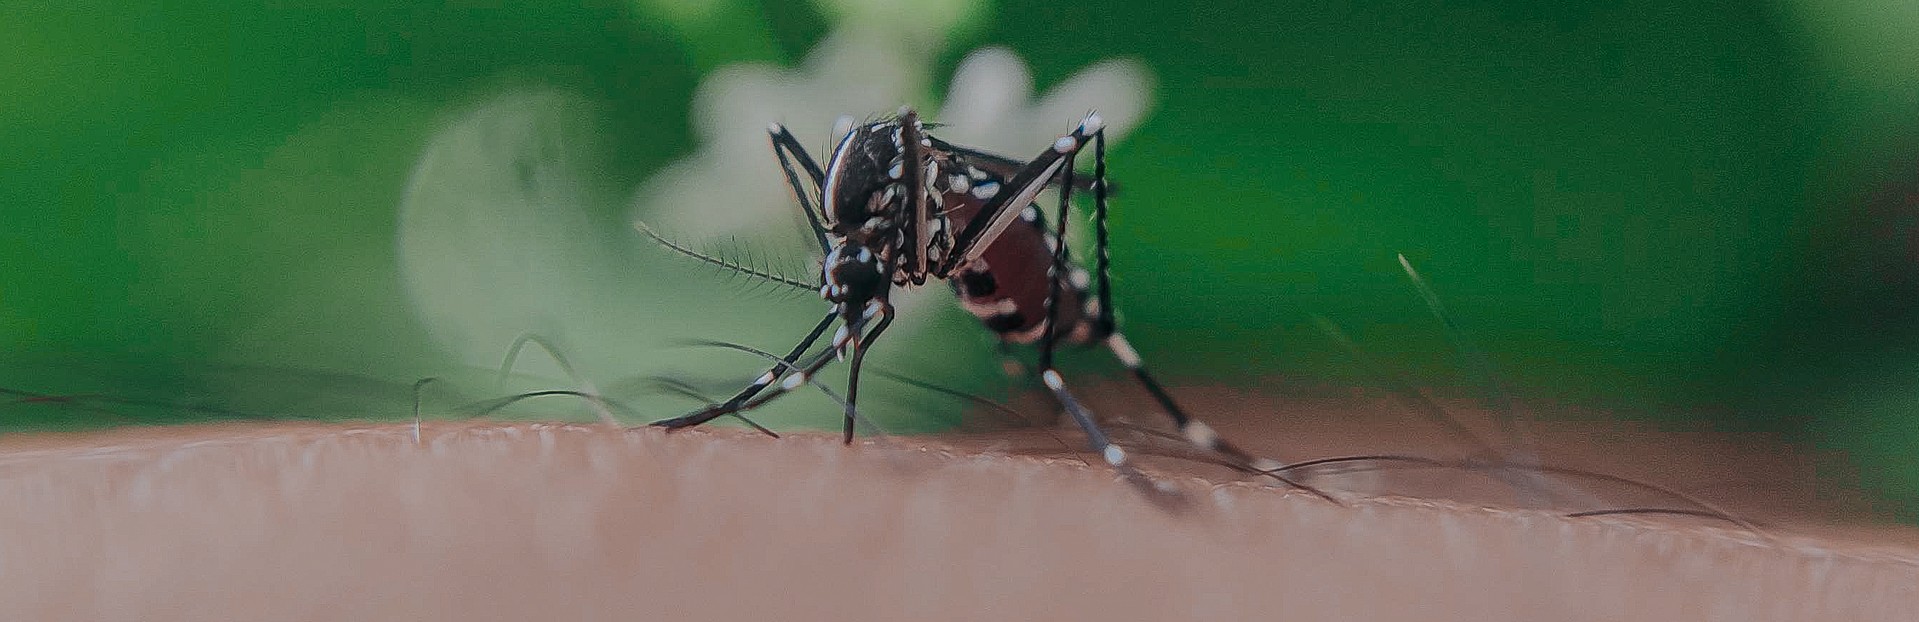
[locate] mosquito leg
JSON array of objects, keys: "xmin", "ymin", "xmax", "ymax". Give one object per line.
[
  {"xmin": 842, "ymin": 300, "xmax": 894, "ymax": 444},
  {"xmin": 939, "ymin": 113, "xmax": 1107, "ymax": 275},
  {"xmin": 767, "ymin": 123, "xmax": 831, "ymax": 253},
  {"xmin": 1106, "ymin": 335, "xmax": 1280, "ymax": 469},
  {"xmin": 649, "ymin": 310, "xmax": 837, "ymax": 430},
  {"xmin": 1077, "ymin": 128, "xmax": 1297, "ymax": 480},
  {"xmin": 671, "ymin": 311, "xmax": 879, "ymax": 425},
  {"xmin": 650, "ymin": 340, "xmax": 833, "ymax": 429},
  {"xmin": 1028, "ymin": 147, "xmax": 1170, "ymax": 495}
]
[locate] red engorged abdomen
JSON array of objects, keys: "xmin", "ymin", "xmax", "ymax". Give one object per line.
[{"xmin": 943, "ymin": 189, "xmax": 1083, "ymax": 341}]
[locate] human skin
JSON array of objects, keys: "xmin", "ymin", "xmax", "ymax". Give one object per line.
[{"xmin": 0, "ymin": 391, "xmax": 1914, "ymax": 621}]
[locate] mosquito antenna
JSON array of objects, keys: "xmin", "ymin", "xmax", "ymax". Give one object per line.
[
  {"xmin": 496, "ymin": 334, "xmax": 618, "ymax": 426},
  {"xmin": 729, "ymin": 241, "xmax": 807, "ymax": 301},
  {"xmin": 635, "ymin": 221, "xmax": 817, "ymax": 292}
]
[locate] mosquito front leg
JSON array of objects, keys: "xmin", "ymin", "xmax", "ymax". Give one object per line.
[
  {"xmin": 767, "ymin": 123, "xmax": 832, "ymax": 253},
  {"xmin": 842, "ymin": 299, "xmax": 894, "ymax": 444},
  {"xmin": 650, "ymin": 310, "xmax": 836, "ymax": 430}
]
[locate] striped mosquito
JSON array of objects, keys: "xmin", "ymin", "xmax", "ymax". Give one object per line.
[{"xmin": 634, "ymin": 106, "xmax": 1308, "ymax": 494}]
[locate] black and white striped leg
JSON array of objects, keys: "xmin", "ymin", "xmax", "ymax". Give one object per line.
[
  {"xmin": 650, "ymin": 310, "xmax": 837, "ymax": 430},
  {"xmin": 1029, "ymin": 143, "xmax": 1160, "ymax": 491},
  {"xmin": 1079, "ymin": 129, "xmax": 1305, "ymax": 488},
  {"xmin": 1038, "ymin": 369, "xmax": 1165, "ymax": 495},
  {"xmin": 1105, "ymin": 334, "xmax": 1286, "ymax": 475},
  {"xmin": 939, "ymin": 113, "xmax": 1107, "ymax": 275},
  {"xmin": 767, "ymin": 123, "xmax": 832, "ymax": 253},
  {"xmin": 650, "ymin": 330, "xmax": 846, "ymax": 429},
  {"xmin": 842, "ymin": 300, "xmax": 894, "ymax": 444}
]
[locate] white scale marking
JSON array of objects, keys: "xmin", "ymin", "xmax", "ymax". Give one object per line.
[
  {"xmin": 1183, "ymin": 421, "xmax": 1220, "ymax": 448},
  {"xmin": 1069, "ymin": 269, "xmax": 1092, "ymax": 289},
  {"xmin": 959, "ymin": 298, "xmax": 1019, "ymax": 317},
  {"xmin": 1107, "ymin": 334, "xmax": 1142, "ymax": 369},
  {"xmin": 821, "ymin": 130, "xmax": 858, "ymax": 215}
]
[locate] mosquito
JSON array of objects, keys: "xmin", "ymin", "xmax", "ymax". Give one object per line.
[{"xmin": 635, "ymin": 106, "xmax": 1308, "ymax": 493}]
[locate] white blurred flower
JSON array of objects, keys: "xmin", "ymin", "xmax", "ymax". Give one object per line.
[
  {"xmin": 931, "ymin": 48, "xmax": 1154, "ymax": 164},
  {"xmin": 636, "ymin": 29, "xmax": 929, "ymax": 242}
]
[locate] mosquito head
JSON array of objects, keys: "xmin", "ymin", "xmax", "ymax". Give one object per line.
[{"xmin": 820, "ymin": 240, "xmax": 885, "ymax": 307}]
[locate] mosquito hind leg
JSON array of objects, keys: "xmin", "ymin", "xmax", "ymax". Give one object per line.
[
  {"xmin": 1022, "ymin": 141, "xmax": 1323, "ymax": 503},
  {"xmin": 1105, "ymin": 334, "xmax": 1284, "ymax": 474},
  {"xmin": 1022, "ymin": 143, "xmax": 1168, "ymax": 495},
  {"xmin": 1077, "ymin": 128, "xmax": 1296, "ymax": 481}
]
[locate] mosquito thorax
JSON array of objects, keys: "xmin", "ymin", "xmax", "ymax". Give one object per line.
[{"xmin": 821, "ymin": 117, "xmax": 935, "ymax": 242}]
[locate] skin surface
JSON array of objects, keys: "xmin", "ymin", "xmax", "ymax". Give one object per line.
[{"xmin": 1, "ymin": 390, "xmax": 1915, "ymax": 621}]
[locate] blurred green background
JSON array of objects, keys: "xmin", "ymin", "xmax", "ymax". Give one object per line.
[{"xmin": 3, "ymin": 0, "xmax": 1917, "ymax": 513}]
